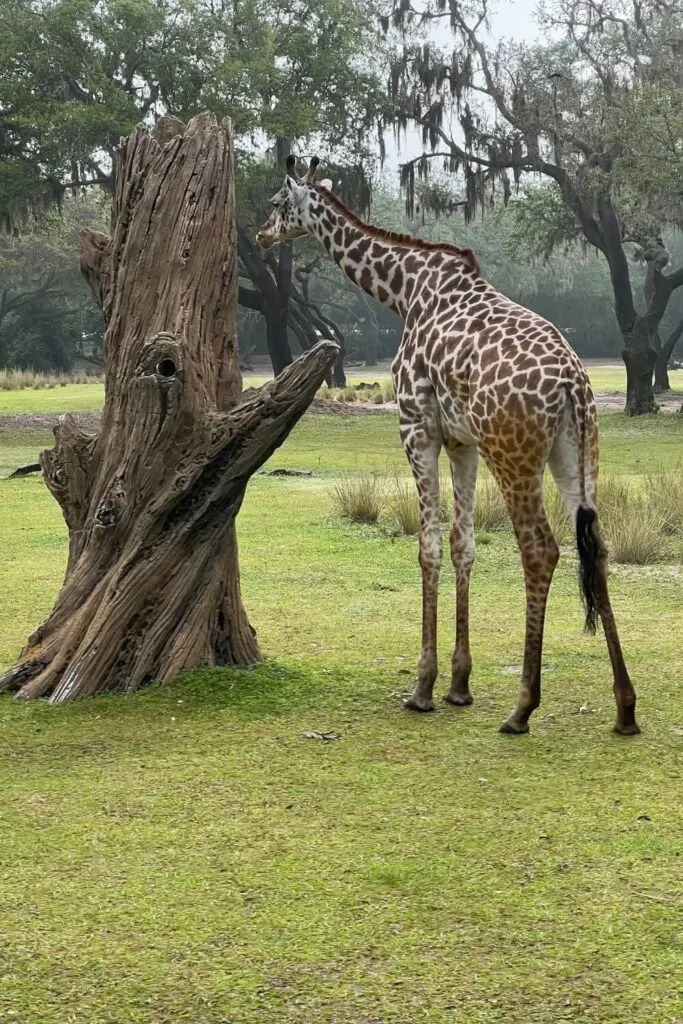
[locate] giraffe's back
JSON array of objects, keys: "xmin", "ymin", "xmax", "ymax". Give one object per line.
[{"xmin": 399, "ymin": 275, "xmax": 592, "ymax": 468}]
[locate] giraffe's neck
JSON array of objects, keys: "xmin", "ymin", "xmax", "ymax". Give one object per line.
[{"xmin": 304, "ymin": 194, "xmax": 475, "ymax": 319}]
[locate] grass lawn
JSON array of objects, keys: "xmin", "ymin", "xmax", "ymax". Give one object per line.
[
  {"xmin": 587, "ymin": 365, "xmax": 683, "ymax": 394},
  {"xmin": 0, "ymin": 362, "xmax": 680, "ymax": 419},
  {"xmin": 0, "ymin": 381, "xmax": 105, "ymax": 415},
  {"xmin": 1, "ymin": 400, "xmax": 682, "ymax": 1024}
]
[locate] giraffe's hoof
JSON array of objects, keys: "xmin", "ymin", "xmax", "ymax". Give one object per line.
[
  {"xmin": 613, "ymin": 721, "xmax": 641, "ymax": 736},
  {"xmin": 499, "ymin": 718, "xmax": 529, "ymax": 735},
  {"xmin": 444, "ymin": 691, "xmax": 473, "ymax": 707},
  {"xmin": 403, "ymin": 696, "xmax": 435, "ymax": 713}
]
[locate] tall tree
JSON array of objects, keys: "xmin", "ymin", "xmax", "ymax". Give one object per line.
[
  {"xmin": 384, "ymin": 0, "xmax": 683, "ymax": 413},
  {"xmin": 0, "ymin": 0, "xmax": 385, "ymax": 378}
]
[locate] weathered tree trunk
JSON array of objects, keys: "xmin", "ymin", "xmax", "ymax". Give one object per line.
[
  {"xmin": 601, "ymin": 218, "xmax": 658, "ymax": 416},
  {"xmin": 622, "ymin": 321, "xmax": 658, "ymax": 415},
  {"xmin": 626, "ymin": 247, "xmax": 683, "ymax": 406},
  {"xmin": 654, "ymin": 316, "xmax": 683, "ymax": 393},
  {"xmin": 0, "ymin": 114, "xmax": 337, "ymax": 703}
]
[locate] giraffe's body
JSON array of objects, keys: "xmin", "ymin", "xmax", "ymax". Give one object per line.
[{"xmin": 257, "ymin": 158, "xmax": 639, "ymax": 735}]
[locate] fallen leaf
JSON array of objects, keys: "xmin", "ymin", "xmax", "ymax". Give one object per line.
[{"xmin": 304, "ymin": 731, "xmax": 341, "ymax": 741}]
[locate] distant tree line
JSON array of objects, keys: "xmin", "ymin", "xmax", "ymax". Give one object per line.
[{"xmin": 1, "ymin": 0, "xmax": 681, "ymax": 409}]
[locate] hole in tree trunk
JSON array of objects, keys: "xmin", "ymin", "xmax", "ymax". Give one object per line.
[{"xmin": 156, "ymin": 358, "xmax": 177, "ymax": 378}]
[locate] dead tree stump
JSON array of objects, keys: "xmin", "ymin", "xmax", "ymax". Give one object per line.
[{"xmin": 0, "ymin": 114, "xmax": 337, "ymax": 703}]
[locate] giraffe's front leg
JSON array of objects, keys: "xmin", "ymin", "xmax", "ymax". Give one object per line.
[{"xmin": 399, "ymin": 422, "xmax": 442, "ymax": 713}]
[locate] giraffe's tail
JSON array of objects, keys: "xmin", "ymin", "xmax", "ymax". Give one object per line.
[
  {"xmin": 565, "ymin": 378, "xmax": 601, "ymax": 635},
  {"xmin": 576, "ymin": 506, "xmax": 600, "ymax": 635}
]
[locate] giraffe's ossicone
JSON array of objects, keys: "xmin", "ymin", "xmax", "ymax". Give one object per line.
[{"xmin": 256, "ymin": 156, "xmax": 639, "ymax": 736}]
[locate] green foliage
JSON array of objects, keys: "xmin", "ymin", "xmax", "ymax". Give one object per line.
[
  {"xmin": 506, "ymin": 185, "xmax": 585, "ymax": 262},
  {"xmin": 0, "ymin": 0, "xmax": 386, "ymax": 228},
  {"xmin": 0, "ymin": 195, "xmax": 106, "ymax": 370}
]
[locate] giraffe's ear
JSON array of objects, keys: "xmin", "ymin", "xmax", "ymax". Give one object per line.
[
  {"xmin": 319, "ymin": 178, "xmax": 333, "ymax": 191},
  {"xmin": 304, "ymin": 156, "xmax": 320, "ymax": 183}
]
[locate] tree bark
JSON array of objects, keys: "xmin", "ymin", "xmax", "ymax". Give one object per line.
[
  {"xmin": 237, "ymin": 230, "xmax": 294, "ymax": 375},
  {"xmin": 653, "ymin": 330, "xmax": 670, "ymax": 392},
  {"xmin": 623, "ymin": 322, "xmax": 657, "ymax": 415},
  {"xmin": 653, "ymin": 311, "xmax": 683, "ymax": 393},
  {"xmin": 0, "ymin": 113, "xmax": 337, "ymax": 703}
]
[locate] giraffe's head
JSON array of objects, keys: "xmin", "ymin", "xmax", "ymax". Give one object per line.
[{"xmin": 255, "ymin": 156, "xmax": 332, "ymax": 250}]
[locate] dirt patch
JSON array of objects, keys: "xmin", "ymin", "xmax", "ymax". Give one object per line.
[
  {"xmin": 308, "ymin": 397, "xmax": 397, "ymax": 415},
  {"xmin": 593, "ymin": 391, "xmax": 682, "ymax": 412},
  {"xmin": 0, "ymin": 412, "xmax": 100, "ymax": 432}
]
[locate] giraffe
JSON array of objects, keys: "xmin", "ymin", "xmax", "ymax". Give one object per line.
[{"xmin": 256, "ymin": 156, "xmax": 640, "ymax": 736}]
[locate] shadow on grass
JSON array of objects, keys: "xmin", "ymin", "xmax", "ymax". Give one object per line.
[
  {"xmin": 0, "ymin": 660, "xmax": 349, "ymax": 776},
  {"xmin": 143, "ymin": 659, "xmax": 338, "ymax": 719},
  {"xmin": 0, "ymin": 659, "xmax": 338, "ymax": 727}
]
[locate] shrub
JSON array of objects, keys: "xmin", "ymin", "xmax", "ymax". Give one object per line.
[
  {"xmin": 474, "ymin": 477, "xmax": 509, "ymax": 532},
  {"xmin": 339, "ymin": 387, "xmax": 357, "ymax": 403},
  {"xmin": 371, "ymin": 390, "xmax": 385, "ymax": 404},
  {"xmin": 388, "ymin": 478, "xmax": 420, "ymax": 536},
  {"xmin": 646, "ymin": 468, "xmax": 683, "ymax": 536},
  {"xmin": 330, "ymin": 472, "xmax": 385, "ymax": 524}
]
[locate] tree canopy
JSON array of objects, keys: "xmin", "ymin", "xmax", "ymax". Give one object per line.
[
  {"xmin": 0, "ymin": 0, "xmax": 384, "ymax": 225},
  {"xmin": 384, "ymin": 0, "xmax": 683, "ymax": 411},
  {"xmin": 0, "ymin": 0, "xmax": 386, "ymax": 375}
]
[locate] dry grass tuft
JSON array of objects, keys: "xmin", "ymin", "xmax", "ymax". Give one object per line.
[
  {"xmin": 605, "ymin": 505, "xmax": 665, "ymax": 565},
  {"xmin": 544, "ymin": 479, "xmax": 573, "ymax": 543},
  {"xmin": 474, "ymin": 477, "xmax": 509, "ymax": 533},
  {"xmin": 381, "ymin": 378, "xmax": 396, "ymax": 402},
  {"xmin": 597, "ymin": 474, "xmax": 634, "ymax": 532},
  {"xmin": 329, "ymin": 471, "xmax": 385, "ymax": 524},
  {"xmin": 646, "ymin": 468, "xmax": 683, "ymax": 536},
  {"xmin": 387, "ymin": 478, "xmax": 420, "ymax": 536},
  {"xmin": 0, "ymin": 368, "xmax": 101, "ymax": 390}
]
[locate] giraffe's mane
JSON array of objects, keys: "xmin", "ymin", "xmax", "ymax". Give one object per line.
[{"xmin": 314, "ymin": 186, "xmax": 482, "ymax": 276}]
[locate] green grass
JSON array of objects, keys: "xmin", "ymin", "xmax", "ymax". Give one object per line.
[
  {"xmin": 1, "ymin": 407, "xmax": 683, "ymax": 1024},
  {"xmin": 587, "ymin": 365, "xmax": 683, "ymax": 394},
  {"xmin": 0, "ymin": 381, "xmax": 105, "ymax": 414}
]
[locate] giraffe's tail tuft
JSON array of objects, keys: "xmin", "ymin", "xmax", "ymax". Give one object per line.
[{"xmin": 576, "ymin": 506, "xmax": 599, "ymax": 635}]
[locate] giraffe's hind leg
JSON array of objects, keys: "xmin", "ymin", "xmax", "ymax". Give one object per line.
[
  {"xmin": 444, "ymin": 442, "xmax": 478, "ymax": 707},
  {"xmin": 491, "ymin": 469, "xmax": 560, "ymax": 734},
  {"xmin": 548, "ymin": 424, "xmax": 639, "ymax": 735}
]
